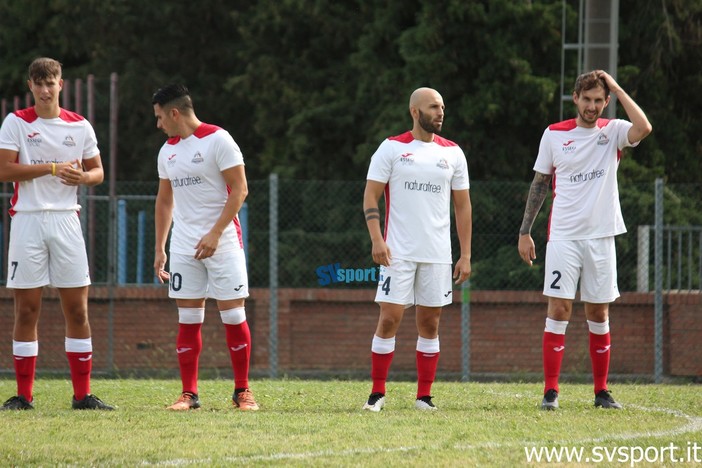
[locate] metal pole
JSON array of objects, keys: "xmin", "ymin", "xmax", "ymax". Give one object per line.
[
  {"xmin": 269, "ymin": 173, "xmax": 279, "ymax": 378},
  {"xmin": 87, "ymin": 74, "xmax": 96, "ymax": 276},
  {"xmin": 653, "ymin": 178, "xmax": 664, "ymax": 383},
  {"xmin": 106, "ymin": 73, "xmax": 119, "ymax": 372},
  {"xmin": 637, "ymin": 225, "xmax": 650, "ymax": 292},
  {"xmin": 461, "ymin": 279, "xmax": 471, "ymax": 382}
]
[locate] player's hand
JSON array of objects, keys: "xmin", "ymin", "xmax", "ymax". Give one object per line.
[
  {"xmin": 154, "ymin": 251, "xmax": 170, "ymax": 284},
  {"xmin": 453, "ymin": 256, "xmax": 472, "ymax": 285},
  {"xmin": 57, "ymin": 159, "xmax": 84, "ymax": 186},
  {"xmin": 595, "ymin": 70, "xmax": 622, "ymax": 95},
  {"xmin": 518, "ymin": 234, "xmax": 536, "ymax": 266},
  {"xmin": 371, "ymin": 239, "xmax": 391, "ymax": 266},
  {"xmin": 194, "ymin": 231, "xmax": 220, "ymax": 260}
]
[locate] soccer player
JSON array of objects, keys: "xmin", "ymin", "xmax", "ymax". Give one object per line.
[
  {"xmin": 518, "ymin": 70, "xmax": 652, "ymax": 410},
  {"xmin": 0, "ymin": 57, "xmax": 113, "ymax": 410},
  {"xmin": 362, "ymin": 87, "xmax": 472, "ymax": 411},
  {"xmin": 152, "ymin": 84, "xmax": 258, "ymax": 411}
]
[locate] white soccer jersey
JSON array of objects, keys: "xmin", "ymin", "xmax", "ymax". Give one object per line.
[
  {"xmin": 367, "ymin": 131, "xmax": 470, "ymax": 264},
  {"xmin": 157, "ymin": 123, "xmax": 245, "ymax": 255},
  {"xmin": 533, "ymin": 118, "xmax": 636, "ymax": 241},
  {"xmin": 0, "ymin": 108, "xmax": 99, "ymax": 214}
]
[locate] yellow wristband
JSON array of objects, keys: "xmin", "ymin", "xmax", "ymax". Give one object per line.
[{"xmin": 51, "ymin": 162, "xmax": 56, "ymax": 176}]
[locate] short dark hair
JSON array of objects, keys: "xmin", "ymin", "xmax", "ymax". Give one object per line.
[
  {"xmin": 28, "ymin": 57, "xmax": 62, "ymax": 82},
  {"xmin": 151, "ymin": 84, "xmax": 194, "ymax": 112},
  {"xmin": 574, "ymin": 71, "xmax": 610, "ymax": 98}
]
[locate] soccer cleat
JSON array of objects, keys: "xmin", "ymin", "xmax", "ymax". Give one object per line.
[
  {"xmin": 233, "ymin": 389, "xmax": 259, "ymax": 411},
  {"xmin": 0, "ymin": 395, "xmax": 34, "ymax": 411},
  {"xmin": 415, "ymin": 395, "xmax": 437, "ymax": 411},
  {"xmin": 541, "ymin": 389, "xmax": 559, "ymax": 411},
  {"xmin": 362, "ymin": 392, "xmax": 385, "ymax": 412},
  {"xmin": 166, "ymin": 392, "xmax": 201, "ymax": 411},
  {"xmin": 594, "ymin": 389, "xmax": 623, "ymax": 409},
  {"xmin": 72, "ymin": 394, "xmax": 115, "ymax": 410}
]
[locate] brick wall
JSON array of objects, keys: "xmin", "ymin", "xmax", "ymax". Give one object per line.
[{"xmin": 0, "ymin": 287, "xmax": 699, "ymax": 377}]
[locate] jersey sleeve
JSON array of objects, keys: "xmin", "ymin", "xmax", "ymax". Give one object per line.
[
  {"xmin": 366, "ymin": 139, "xmax": 393, "ymax": 183},
  {"xmin": 533, "ymin": 128, "xmax": 555, "ymax": 175},
  {"xmin": 214, "ymin": 130, "xmax": 244, "ymax": 171},
  {"xmin": 81, "ymin": 120, "xmax": 100, "ymax": 159},
  {"xmin": 451, "ymin": 148, "xmax": 470, "ymax": 190},
  {"xmin": 616, "ymin": 119, "xmax": 637, "ymax": 150},
  {"xmin": 156, "ymin": 147, "xmax": 168, "ymax": 180},
  {"xmin": 0, "ymin": 114, "xmax": 21, "ymax": 152}
]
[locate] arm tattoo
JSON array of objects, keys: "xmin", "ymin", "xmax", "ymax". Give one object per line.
[
  {"xmin": 519, "ymin": 173, "xmax": 551, "ymax": 236},
  {"xmin": 365, "ymin": 208, "xmax": 380, "ymax": 222}
]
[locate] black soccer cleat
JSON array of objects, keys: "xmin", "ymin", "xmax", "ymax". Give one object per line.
[
  {"xmin": 541, "ymin": 389, "xmax": 559, "ymax": 411},
  {"xmin": 72, "ymin": 394, "xmax": 115, "ymax": 410},
  {"xmin": 0, "ymin": 395, "xmax": 34, "ymax": 411},
  {"xmin": 594, "ymin": 389, "xmax": 622, "ymax": 409},
  {"xmin": 415, "ymin": 395, "xmax": 437, "ymax": 411}
]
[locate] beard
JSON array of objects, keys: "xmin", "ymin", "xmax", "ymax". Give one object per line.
[
  {"xmin": 577, "ymin": 108, "xmax": 600, "ymax": 125},
  {"xmin": 418, "ymin": 110, "xmax": 442, "ymax": 134}
]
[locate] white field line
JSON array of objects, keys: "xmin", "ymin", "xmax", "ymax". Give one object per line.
[{"xmin": 145, "ymin": 393, "xmax": 702, "ymax": 466}]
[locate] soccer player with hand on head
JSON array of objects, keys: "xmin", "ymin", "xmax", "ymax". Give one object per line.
[
  {"xmin": 362, "ymin": 87, "xmax": 472, "ymax": 412},
  {"xmin": 153, "ymin": 84, "xmax": 258, "ymax": 411},
  {"xmin": 518, "ymin": 70, "xmax": 652, "ymax": 410},
  {"xmin": 0, "ymin": 57, "xmax": 112, "ymax": 410}
]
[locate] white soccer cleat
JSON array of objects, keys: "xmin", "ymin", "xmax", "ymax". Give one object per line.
[{"xmin": 362, "ymin": 392, "xmax": 385, "ymax": 412}]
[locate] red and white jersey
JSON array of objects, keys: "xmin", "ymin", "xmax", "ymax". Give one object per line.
[
  {"xmin": 157, "ymin": 123, "xmax": 244, "ymax": 255},
  {"xmin": 367, "ymin": 131, "xmax": 470, "ymax": 264},
  {"xmin": 534, "ymin": 118, "xmax": 636, "ymax": 241},
  {"xmin": 0, "ymin": 108, "xmax": 99, "ymax": 214}
]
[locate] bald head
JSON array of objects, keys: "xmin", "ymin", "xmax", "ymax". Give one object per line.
[{"xmin": 409, "ymin": 87, "xmax": 442, "ymax": 111}]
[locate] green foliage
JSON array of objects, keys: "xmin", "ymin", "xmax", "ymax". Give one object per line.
[
  {"xmin": 1, "ymin": 0, "xmax": 701, "ymax": 293},
  {"xmin": 1, "ymin": 0, "xmax": 699, "ymax": 184}
]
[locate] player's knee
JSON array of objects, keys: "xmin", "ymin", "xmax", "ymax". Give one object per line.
[{"xmin": 377, "ymin": 315, "xmax": 401, "ymax": 334}]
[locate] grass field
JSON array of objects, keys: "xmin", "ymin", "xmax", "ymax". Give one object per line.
[{"xmin": 0, "ymin": 378, "xmax": 700, "ymax": 466}]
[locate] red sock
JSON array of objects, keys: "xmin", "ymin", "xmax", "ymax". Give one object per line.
[
  {"xmin": 371, "ymin": 352, "xmax": 394, "ymax": 394},
  {"xmin": 543, "ymin": 332, "xmax": 566, "ymax": 394},
  {"xmin": 66, "ymin": 352, "xmax": 92, "ymax": 400},
  {"xmin": 176, "ymin": 323, "xmax": 202, "ymax": 395},
  {"xmin": 589, "ymin": 331, "xmax": 611, "ymax": 394},
  {"xmin": 416, "ymin": 351, "xmax": 440, "ymax": 398},
  {"xmin": 224, "ymin": 321, "xmax": 251, "ymax": 390},
  {"xmin": 14, "ymin": 355, "xmax": 37, "ymax": 401}
]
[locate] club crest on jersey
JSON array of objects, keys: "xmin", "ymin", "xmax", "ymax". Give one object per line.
[
  {"xmin": 597, "ymin": 133, "xmax": 610, "ymax": 146},
  {"xmin": 561, "ymin": 140, "xmax": 576, "ymax": 155},
  {"xmin": 436, "ymin": 158, "xmax": 449, "ymax": 169},
  {"xmin": 62, "ymin": 135, "xmax": 76, "ymax": 147},
  {"xmin": 399, "ymin": 152, "xmax": 414, "ymax": 165},
  {"xmin": 191, "ymin": 151, "xmax": 204, "ymax": 164},
  {"xmin": 26, "ymin": 132, "xmax": 42, "ymax": 147}
]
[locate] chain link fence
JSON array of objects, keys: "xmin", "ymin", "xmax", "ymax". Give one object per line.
[{"xmin": 0, "ymin": 178, "xmax": 700, "ymax": 379}]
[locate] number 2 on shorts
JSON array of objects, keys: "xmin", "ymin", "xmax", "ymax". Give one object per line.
[{"xmin": 550, "ymin": 270, "xmax": 562, "ymax": 290}]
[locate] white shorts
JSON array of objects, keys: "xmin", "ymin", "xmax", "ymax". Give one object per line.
[
  {"xmin": 168, "ymin": 249, "xmax": 249, "ymax": 300},
  {"xmin": 7, "ymin": 211, "xmax": 91, "ymax": 289},
  {"xmin": 543, "ymin": 238, "xmax": 619, "ymax": 303},
  {"xmin": 374, "ymin": 259, "xmax": 453, "ymax": 308}
]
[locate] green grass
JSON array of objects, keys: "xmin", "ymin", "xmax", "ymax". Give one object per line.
[{"xmin": 0, "ymin": 379, "xmax": 700, "ymax": 466}]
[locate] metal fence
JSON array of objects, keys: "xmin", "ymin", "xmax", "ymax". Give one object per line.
[
  {"xmin": 0, "ymin": 177, "xmax": 691, "ymax": 293},
  {"xmin": 0, "ymin": 177, "xmax": 699, "ymax": 380}
]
